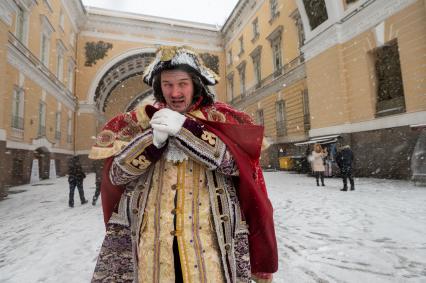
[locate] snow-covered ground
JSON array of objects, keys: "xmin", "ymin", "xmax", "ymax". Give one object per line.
[{"xmin": 0, "ymin": 172, "xmax": 425, "ymax": 283}]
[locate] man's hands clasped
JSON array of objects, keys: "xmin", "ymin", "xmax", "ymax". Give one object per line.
[{"xmin": 150, "ymin": 108, "xmax": 186, "ymax": 148}]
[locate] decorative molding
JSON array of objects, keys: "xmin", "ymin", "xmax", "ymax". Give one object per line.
[
  {"xmin": 75, "ymin": 149, "xmax": 91, "ymax": 155},
  {"xmin": 0, "ymin": 0, "xmax": 16, "ymax": 26},
  {"xmin": 309, "ymin": 111, "xmax": 426, "ymax": 137},
  {"xmin": 86, "ymin": 7, "xmax": 218, "ymax": 31},
  {"xmin": 266, "ymin": 25, "xmax": 283, "ymax": 43},
  {"xmin": 249, "ymin": 45, "xmax": 262, "ymax": 59},
  {"xmin": 301, "ymin": 0, "xmax": 417, "ymax": 60},
  {"xmin": 40, "ymin": 14, "xmax": 55, "ymax": 35},
  {"xmin": 6, "ymin": 139, "xmax": 75, "ymax": 154},
  {"xmin": 77, "ymin": 102, "xmax": 98, "ymax": 114},
  {"xmin": 60, "ymin": 0, "xmax": 86, "ymax": 33},
  {"xmin": 79, "ymin": 30, "xmax": 223, "ymax": 52},
  {"xmin": 7, "ymin": 43, "xmax": 77, "ymax": 109},
  {"xmin": 85, "ymin": 47, "xmax": 156, "ymax": 105},
  {"xmin": 84, "ymin": 41, "xmax": 113, "ymax": 67},
  {"xmin": 83, "ymin": 10, "xmax": 222, "ymax": 49}
]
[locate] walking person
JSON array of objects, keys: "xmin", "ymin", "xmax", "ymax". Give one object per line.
[
  {"xmin": 67, "ymin": 156, "xmax": 88, "ymax": 207},
  {"xmin": 91, "ymin": 160, "xmax": 103, "ymax": 206},
  {"xmin": 89, "ymin": 46, "xmax": 277, "ymax": 282},
  {"xmin": 310, "ymin": 143, "xmax": 327, "ymax": 187},
  {"xmin": 336, "ymin": 144, "xmax": 355, "ymax": 191}
]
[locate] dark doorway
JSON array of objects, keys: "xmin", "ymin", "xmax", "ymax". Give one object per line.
[{"xmin": 34, "ymin": 147, "xmax": 50, "ymax": 179}]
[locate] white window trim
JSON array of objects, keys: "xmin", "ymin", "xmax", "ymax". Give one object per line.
[
  {"xmin": 59, "ymin": 10, "xmax": 65, "ymax": 31},
  {"xmin": 67, "ymin": 59, "xmax": 75, "ymax": 92}
]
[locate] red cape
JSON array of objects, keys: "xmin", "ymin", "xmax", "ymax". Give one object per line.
[{"xmin": 100, "ymin": 103, "xmax": 278, "ymax": 273}]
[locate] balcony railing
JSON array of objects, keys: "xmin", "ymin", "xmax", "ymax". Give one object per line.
[
  {"xmin": 231, "ymin": 55, "xmax": 304, "ymax": 104},
  {"xmin": 8, "ymin": 32, "xmax": 73, "ymax": 98},
  {"xmin": 11, "ymin": 116, "xmax": 24, "ymax": 130}
]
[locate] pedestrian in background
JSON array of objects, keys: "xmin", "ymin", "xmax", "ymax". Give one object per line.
[
  {"xmin": 67, "ymin": 156, "xmax": 88, "ymax": 207},
  {"xmin": 336, "ymin": 144, "xmax": 355, "ymax": 191},
  {"xmin": 92, "ymin": 160, "xmax": 103, "ymax": 206},
  {"xmin": 310, "ymin": 143, "xmax": 327, "ymax": 187}
]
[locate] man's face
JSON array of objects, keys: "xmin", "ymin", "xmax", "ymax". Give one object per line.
[{"xmin": 160, "ymin": 70, "xmax": 194, "ymax": 113}]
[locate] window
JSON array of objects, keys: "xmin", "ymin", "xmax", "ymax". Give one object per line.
[
  {"xmin": 291, "ymin": 10, "xmax": 305, "ymax": 49},
  {"xmin": 272, "ymin": 39, "xmax": 282, "ymax": 75},
  {"xmin": 267, "ymin": 26, "xmax": 283, "ymax": 76},
  {"xmin": 269, "ymin": 0, "xmax": 280, "ymax": 21},
  {"xmin": 11, "ymin": 87, "xmax": 25, "ymax": 130},
  {"xmin": 256, "ymin": 109, "xmax": 264, "ymax": 126},
  {"xmin": 373, "ymin": 39, "xmax": 406, "ymax": 117},
  {"xmin": 250, "ymin": 46, "xmax": 262, "ymax": 88},
  {"xmin": 276, "ymin": 100, "xmax": 286, "ymax": 136},
  {"xmin": 252, "ymin": 18, "xmax": 259, "ymax": 41},
  {"xmin": 67, "ymin": 114, "xmax": 72, "ymax": 143},
  {"xmin": 69, "ymin": 32, "xmax": 76, "ymax": 48},
  {"xmin": 239, "ymin": 36, "xmax": 244, "ymax": 55},
  {"xmin": 67, "ymin": 60, "xmax": 75, "ymax": 92},
  {"xmin": 43, "ymin": 0, "xmax": 53, "ymax": 12},
  {"xmin": 237, "ymin": 62, "xmax": 246, "ymax": 97},
  {"xmin": 38, "ymin": 101, "xmax": 46, "ymax": 137},
  {"xmin": 15, "ymin": 6, "xmax": 26, "ymax": 42},
  {"xmin": 55, "ymin": 112, "xmax": 61, "ymax": 140},
  {"xmin": 56, "ymin": 40, "xmax": 66, "ymax": 82},
  {"xmin": 40, "ymin": 15, "xmax": 54, "ymax": 66},
  {"xmin": 40, "ymin": 33, "xmax": 50, "ymax": 65},
  {"xmin": 303, "ymin": 0, "xmax": 328, "ymax": 30},
  {"xmin": 227, "ymin": 74, "xmax": 234, "ymax": 102},
  {"xmin": 227, "ymin": 50, "xmax": 233, "ymax": 66},
  {"xmin": 59, "ymin": 10, "xmax": 65, "ymax": 31},
  {"xmin": 56, "ymin": 53, "xmax": 64, "ymax": 82},
  {"xmin": 302, "ymin": 89, "xmax": 310, "ymax": 131}
]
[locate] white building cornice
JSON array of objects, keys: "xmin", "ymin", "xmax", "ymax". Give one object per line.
[
  {"xmin": 77, "ymin": 102, "xmax": 98, "ymax": 114},
  {"xmin": 6, "ymin": 138, "xmax": 75, "ymax": 154},
  {"xmin": 222, "ymin": 0, "xmax": 265, "ymax": 49},
  {"xmin": 82, "ymin": 13, "xmax": 222, "ymax": 50},
  {"xmin": 301, "ymin": 0, "xmax": 417, "ymax": 60},
  {"xmin": 7, "ymin": 43, "xmax": 77, "ymax": 110},
  {"xmin": 60, "ymin": 0, "xmax": 86, "ymax": 32},
  {"xmin": 309, "ymin": 111, "xmax": 426, "ymax": 137},
  {"xmin": 86, "ymin": 6, "xmax": 219, "ymax": 31}
]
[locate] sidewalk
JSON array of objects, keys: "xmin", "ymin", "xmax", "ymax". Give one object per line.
[{"xmin": 0, "ymin": 172, "xmax": 425, "ymax": 282}]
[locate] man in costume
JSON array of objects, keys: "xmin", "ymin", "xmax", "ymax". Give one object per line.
[{"xmin": 89, "ymin": 46, "xmax": 278, "ymax": 283}]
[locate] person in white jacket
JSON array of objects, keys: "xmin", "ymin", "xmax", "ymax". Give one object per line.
[{"xmin": 310, "ymin": 143, "xmax": 328, "ymax": 186}]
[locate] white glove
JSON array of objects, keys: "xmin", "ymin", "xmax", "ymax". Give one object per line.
[
  {"xmin": 150, "ymin": 108, "xmax": 186, "ymax": 136},
  {"xmin": 152, "ymin": 128, "xmax": 169, "ymax": 148}
]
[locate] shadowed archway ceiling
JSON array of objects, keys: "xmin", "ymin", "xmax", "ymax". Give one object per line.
[{"xmin": 95, "ymin": 52, "xmax": 156, "ymax": 111}]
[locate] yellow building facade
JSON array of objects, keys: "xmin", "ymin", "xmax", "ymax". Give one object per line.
[
  {"xmin": 222, "ymin": 0, "xmax": 309, "ymax": 168},
  {"xmin": 0, "ymin": 0, "xmax": 425, "ymax": 194},
  {"xmin": 296, "ymin": 0, "xmax": 426, "ymax": 179}
]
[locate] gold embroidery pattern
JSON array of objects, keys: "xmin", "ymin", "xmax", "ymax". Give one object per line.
[
  {"xmin": 201, "ymin": 131, "xmax": 217, "ymax": 146},
  {"xmin": 118, "ymin": 113, "xmax": 143, "ymax": 142},
  {"xmin": 97, "ymin": 130, "xmax": 115, "ymax": 147},
  {"xmin": 207, "ymin": 107, "xmax": 226, "ymax": 122},
  {"xmin": 131, "ymin": 154, "xmax": 151, "ymax": 170}
]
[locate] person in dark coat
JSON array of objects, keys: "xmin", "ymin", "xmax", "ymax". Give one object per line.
[
  {"xmin": 92, "ymin": 160, "xmax": 104, "ymax": 206},
  {"xmin": 68, "ymin": 156, "xmax": 88, "ymax": 207},
  {"xmin": 336, "ymin": 145, "xmax": 355, "ymax": 191}
]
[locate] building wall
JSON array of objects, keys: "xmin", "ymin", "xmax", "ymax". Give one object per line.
[{"xmin": 301, "ymin": 0, "xmax": 426, "ymax": 179}]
